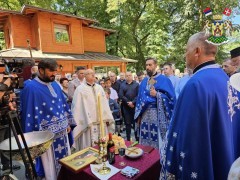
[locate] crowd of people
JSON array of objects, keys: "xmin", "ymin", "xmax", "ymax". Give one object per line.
[{"xmin": 18, "ymin": 32, "xmax": 240, "ymax": 179}]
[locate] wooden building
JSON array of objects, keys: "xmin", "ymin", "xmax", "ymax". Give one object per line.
[{"xmin": 0, "ymin": 5, "xmax": 136, "ymax": 75}]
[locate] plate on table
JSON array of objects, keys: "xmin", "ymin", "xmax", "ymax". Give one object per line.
[{"xmin": 125, "ymin": 147, "xmax": 143, "ymax": 159}]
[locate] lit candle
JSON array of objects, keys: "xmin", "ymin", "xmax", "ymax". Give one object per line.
[{"xmin": 97, "ymin": 93, "xmax": 105, "ymax": 138}]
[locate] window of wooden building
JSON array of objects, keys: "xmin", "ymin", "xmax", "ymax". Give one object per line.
[
  {"xmin": 0, "ymin": 30, "xmax": 9, "ymax": 50},
  {"xmin": 54, "ymin": 24, "xmax": 70, "ymax": 43},
  {"xmin": 94, "ymin": 66, "xmax": 120, "ymax": 78}
]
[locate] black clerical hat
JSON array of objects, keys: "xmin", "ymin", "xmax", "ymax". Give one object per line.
[{"xmin": 230, "ymin": 47, "xmax": 240, "ymax": 58}]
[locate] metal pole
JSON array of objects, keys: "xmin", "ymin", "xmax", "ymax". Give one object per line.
[
  {"xmin": 27, "ymin": 39, "xmax": 33, "ymax": 59},
  {"xmin": 8, "ymin": 111, "xmax": 37, "ymax": 179},
  {"xmin": 9, "ymin": 121, "xmax": 12, "ymax": 174}
]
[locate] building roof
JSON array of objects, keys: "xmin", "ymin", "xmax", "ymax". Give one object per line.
[
  {"xmin": 0, "ymin": 48, "xmax": 137, "ymax": 63},
  {"xmin": 21, "ymin": 4, "xmax": 98, "ymax": 24},
  {"xmin": 0, "ymin": 9, "xmax": 22, "ymax": 29},
  {"xmin": 0, "ymin": 9, "xmax": 21, "ymax": 15},
  {"xmin": 0, "ymin": 5, "xmax": 115, "ymax": 34},
  {"xmin": 88, "ymin": 25, "xmax": 116, "ymax": 35}
]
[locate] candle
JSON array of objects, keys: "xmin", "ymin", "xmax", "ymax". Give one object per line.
[{"xmin": 98, "ymin": 93, "xmax": 105, "ymax": 138}]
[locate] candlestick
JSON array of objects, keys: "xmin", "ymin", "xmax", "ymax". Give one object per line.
[
  {"xmin": 97, "ymin": 93, "xmax": 105, "ymax": 138},
  {"xmin": 98, "ymin": 141, "xmax": 111, "ymax": 175}
]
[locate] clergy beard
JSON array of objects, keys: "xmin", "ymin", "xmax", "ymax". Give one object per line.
[
  {"xmin": 31, "ymin": 73, "xmax": 37, "ymax": 79},
  {"xmin": 147, "ymin": 70, "xmax": 154, "ymax": 77},
  {"xmin": 39, "ymin": 74, "xmax": 55, "ymax": 83}
]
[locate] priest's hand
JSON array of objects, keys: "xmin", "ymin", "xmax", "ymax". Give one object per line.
[
  {"xmin": 67, "ymin": 126, "xmax": 71, "ymax": 133},
  {"xmin": 8, "ymin": 102, "xmax": 16, "ymax": 111},
  {"xmin": 127, "ymin": 101, "xmax": 134, "ymax": 108},
  {"xmin": 150, "ymin": 86, "xmax": 157, "ymax": 97}
]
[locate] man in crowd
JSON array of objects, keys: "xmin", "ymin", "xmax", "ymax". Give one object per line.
[
  {"xmin": 31, "ymin": 65, "xmax": 38, "ymax": 79},
  {"xmin": 68, "ymin": 66, "xmax": 85, "ymax": 100},
  {"xmin": 136, "ymin": 72, "xmax": 144, "ymax": 84},
  {"xmin": 163, "ymin": 62, "xmax": 180, "ymax": 89},
  {"xmin": 119, "ymin": 72, "xmax": 139, "ymax": 141},
  {"xmin": 222, "ymin": 58, "xmax": 237, "ymax": 77},
  {"xmin": 117, "ymin": 72, "xmax": 126, "ymax": 86},
  {"xmin": 109, "ymin": 72, "xmax": 121, "ymax": 94},
  {"xmin": 134, "ymin": 75, "xmax": 139, "ymax": 83},
  {"xmin": 71, "ymin": 69, "xmax": 114, "ymax": 150},
  {"xmin": 115, "ymin": 72, "xmax": 126, "ymax": 135},
  {"xmin": 0, "ymin": 74, "xmax": 21, "ymax": 172},
  {"xmin": 160, "ymin": 32, "xmax": 235, "ymax": 179},
  {"xmin": 55, "ymin": 73, "xmax": 62, "ymax": 89},
  {"xmin": 71, "ymin": 73, "xmax": 77, "ymax": 80},
  {"xmin": 24, "ymin": 65, "xmax": 39, "ymax": 86},
  {"xmin": 175, "ymin": 68, "xmax": 193, "ymax": 99},
  {"xmin": 134, "ymin": 58, "xmax": 175, "ymax": 149},
  {"xmin": 231, "ymin": 47, "xmax": 240, "ymax": 73},
  {"xmin": 21, "ymin": 59, "xmax": 76, "ymax": 179}
]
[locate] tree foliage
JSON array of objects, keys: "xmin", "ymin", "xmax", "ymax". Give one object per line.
[
  {"xmin": 51, "ymin": 0, "xmax": 240, "ymax": 71},
  {"xmin": 0, "ymin": 0, "xmax": 239, "ymax": 72},
  {"xmin": 0, "ymin": 0, "xmax": 55, "ymax": 10},
  {"xmin": 166, "ymin": 0, "xmax": 239, "ymax": 70}
]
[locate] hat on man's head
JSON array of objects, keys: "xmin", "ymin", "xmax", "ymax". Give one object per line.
[{"xmin": 230, "ymin": 47, "xmax": 240, "ymax": 59}]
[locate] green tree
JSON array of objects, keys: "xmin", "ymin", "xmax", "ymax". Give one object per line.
[
  {"xmin": 0, "ymin": 0, "xmax": 239, "ymax": 72},
  {"xmin": 0, "ymin": 32, "xmax": 5, "ymax": 50},
  {"xmin": 104, "ymin": 0, "xmax": 174, "ymax": 72},
  {"xmin": 0, "ymin": 0, "xmax": 54, "ymax": 10},
  {"xmin": 166, "ymin": 0, "xmax": 239, "ymax": 70}
]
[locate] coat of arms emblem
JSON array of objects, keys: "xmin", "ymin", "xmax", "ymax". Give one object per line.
[
  {"xmin": 202, "ymin": 7, "xmax": 234, "ymax": 46},
  {"xmin": 204, "ymin": 15, "xmax": 232, "ymax": 45}
]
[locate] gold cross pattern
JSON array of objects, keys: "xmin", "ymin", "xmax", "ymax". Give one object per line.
[{"xmin": 148, "ymin": 77, "xmax": 156, "ymax": 86}]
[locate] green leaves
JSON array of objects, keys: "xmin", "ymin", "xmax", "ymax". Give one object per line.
[{"xmin": 0, "ymin": 0, "xmax": 239, "ymax": 71}]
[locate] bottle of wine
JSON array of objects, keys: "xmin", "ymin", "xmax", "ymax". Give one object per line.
[
  {"xmin": 107, "ymin": 133, "xmax": 115, "ymax": 164},
  {"xmin": 108, "ymin": 147, "xmax": 115, "ymax": 164}
]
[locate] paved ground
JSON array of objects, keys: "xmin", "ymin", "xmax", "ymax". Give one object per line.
[{"xmin": 0, "ymin": 160, "xmax": 25, "ymax": 179}]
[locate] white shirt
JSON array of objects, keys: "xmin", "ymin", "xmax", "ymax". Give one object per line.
[{"xmin": 110, "ymin": 87, "xmax": 118, "ymax": 100}]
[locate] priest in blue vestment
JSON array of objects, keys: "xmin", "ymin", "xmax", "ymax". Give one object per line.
[
  {"xmin": 229, "ymin": 47, "xmax": 240, "ymax": 160},
  {"xmin": 21, "ymin": 59, "xmax": 76, "ymax": 180},
  {"xmin": 160, "ymin": 32, "xmax": 235, "ymax": 180},
  {"xmin": 134, "ymin": 58, "xmax": 175, "ymax": 149}
]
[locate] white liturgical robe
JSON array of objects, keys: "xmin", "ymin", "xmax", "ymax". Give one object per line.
[{"xmin": 71, "ymin": 82, "xmax": 114, "ymax": 150}]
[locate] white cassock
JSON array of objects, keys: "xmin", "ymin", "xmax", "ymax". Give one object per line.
[{"xmin": 71, "ymin": 82, "xmax": 114, "ymax": 150}]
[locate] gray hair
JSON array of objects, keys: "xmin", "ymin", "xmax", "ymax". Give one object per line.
[{"xmin": 188, "ymin": 32, "xmax": 218, "ymax": 56}]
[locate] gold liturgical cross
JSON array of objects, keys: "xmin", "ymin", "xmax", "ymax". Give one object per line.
[{"xmin": 148, "ymin": 77, "xmax": 156, "ymax": 86}]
